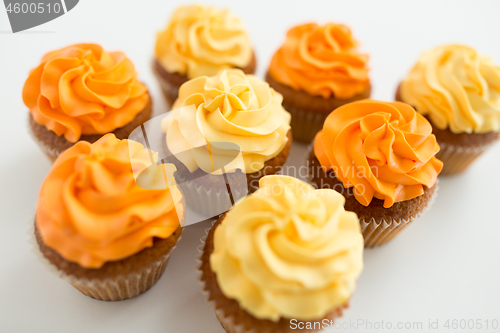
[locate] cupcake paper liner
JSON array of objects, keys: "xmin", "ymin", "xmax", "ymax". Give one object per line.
[
  {"xmin": 69, "ymin": 253, "xmax": 172, "ymax": 301},
  {"xmin": 284, "ymin": 103, "xmax": 328, "ymax": 144},
  {"xmin": 360, "ymin": 180, "xmax": 439, "ymax": 248},
  {"xmin": 28, "ymin": 215, "xmax": 182, "ymax": 301},
  {"xmin": 196, "ymin": 220, "xmax": 263, "ymax": 333},
  {"xmin": 435, "ymin": 141, "xmax": 495, "ymax": 175},
  {"xmin": 196, "ymin": 221, "xmax": 236, "ymax": 332},
  {"xmin": 175, "ymin": 172, "xmax": 248, "ymax": 220}
]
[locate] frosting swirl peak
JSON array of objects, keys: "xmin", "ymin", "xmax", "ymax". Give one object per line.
[
  {"xmin": 23, "ymin": 43, "xmax": 149, "ymax": 142},
  {"xmin": 401, "ymin": 44, "xmax": 500, "ymax": 134},
  {"xmin": 269, "ymin": 22, "xmax": 370, "ymax": 99},
  {"xmin": 36, "ymin": 134, "xmax": 183, "ymax": 268},
  {"xmin": 314, "ymin": 100, "xmax": 443, "ymax": 208},
  {"xmin": 155, "ymin": 5, "xmax": 253, "ymax": 79},
  {"xmin": 210, "ymin": 175, "xmax": 363, "ymax": 321}
]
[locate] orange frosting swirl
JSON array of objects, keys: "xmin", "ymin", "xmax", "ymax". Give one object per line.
[
  {"xmin": 269, "ymin": 23, "xmax": 370, "ymax": 99},
  {"xmin": 23, "ymin": 44, "xmax": 149, "ymax": 143},
  {"xmin": 314, "ymin": 100, "xmax": 443, "ymax": 208},
  {"xmin": 36, "ymin": 134, "xmax": 183, "ymax": 269}
]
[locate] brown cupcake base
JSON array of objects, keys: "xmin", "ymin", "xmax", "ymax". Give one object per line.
[
  {"xmin": 395, "ymin": 83, "xmax": 499, "ymax": 174},
  {"xmin": 29, "ymin": 95, "xmax": 153, "ymax": 162},
  {"xmin": 307, "ymin": 148, "xmax": 437, "ymax": 247},
  {"xmin": 153, "ymin": 53, "xmax": 257, "ymax": 108},
  {"xmin": 266, "ymin": 72, "xmax": 371, "ymax": 143},
  {"xmin": 198, "ymin": 215, "xmax": 348, "ymax": 333},
  {"xmin": 35, "ymin": 214, "xmax": 183, "ymax": 301},
  {"xmin": 166, "ymin": 130, "xmax": 292, "ymax": 218}
]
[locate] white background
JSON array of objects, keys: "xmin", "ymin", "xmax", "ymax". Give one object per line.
[{"xmin": 1, "ymin": 1, "xmax": 500, "ymax": 332}]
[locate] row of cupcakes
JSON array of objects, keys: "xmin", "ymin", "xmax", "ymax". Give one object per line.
[
  {"xmin": 151, "ymin": 5, "xmax": 500, "ymax": 176},
  {"xmin": 25, "ymin": 5, "xmax": 500, "ymax": 175}
]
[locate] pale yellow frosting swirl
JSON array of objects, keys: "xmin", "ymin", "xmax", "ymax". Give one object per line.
[
  {"xmin": 401, "ymin": 44, "xmax": 500, "ymax": 134},
  {"xmin": 210, "ymin": 175, "xmax": 364, "ymax": 321},
  {"xmin": 155, "ymin": 5, "xmax": 252, "ymax": 79},
  {"xmin": 161, "ymin": 69, "xmax": 291, "ymax": 174}
]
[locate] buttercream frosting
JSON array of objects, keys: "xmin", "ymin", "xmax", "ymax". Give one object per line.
[
  {"xmin": 155, "ymin": 5, "xmax": 252, "ymax": 79},
  {"xmin": 161, "ymin": 69, "xmax": 291, "ymax": 174},
  {"xmin": 36, "ymin": 134, "xmax": 183, "ymax": 269},
  {"xmin": 210, "ymin": 175, "xmax": 363, "ymax": 321},
  {"xmin": 314, "ymin": 100, "xmax": 443, "ymax": 208},
  {"xmin": 23, "ymin": 43, "xmax": 149, "ymax": 143},
  {"xmin": 269, "ymin": 22, "xmax": 370, "ymax": 99},
  {"xmin": 401, "ymin": 44, "xmax": 500, "ymax": 134}
]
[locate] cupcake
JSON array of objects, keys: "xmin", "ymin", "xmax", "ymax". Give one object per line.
[
  {"xmin": 396, "ymin": 44, "xmax": 500, "ymax": 174},
  {"xmin": 153, "ymin": 5, "xmax": 256, "ymax": 107},
  {"xmin": 308, "ymin": 100, "xmax": 443, "ymax": 247},
  {"xmin": 199, "ymin": 175, "xmax": 363, "ymax": 333},
  {"xmin": 23, "ymin": 43, "xmax": 151, "ymax": 162},
  {"xmin": 34, "ymin": 134, "xmax": 184, "ymax": 301},
  {"xmin": 266, "ymin": 22, "xmax": 371, "ymax": 143},
  {"xmin": 161, "ymin": 69, "xmax": 291, "ymax": 217}
]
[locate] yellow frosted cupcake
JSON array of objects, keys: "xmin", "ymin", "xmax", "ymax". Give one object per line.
[
  {"xmin": 153, "ymin": 5, "xmax": 256, "ymax": 106},
  {"xmin": 161, "ymin": 69, "xmax": 291, "ymax": 217},
  {"xmin": 199, "ymin": 175, "xmax": 364, "ymax": 333},
  {"xmin": 397, "ymin": 44, "xmax": 500, "ymax": 174}
]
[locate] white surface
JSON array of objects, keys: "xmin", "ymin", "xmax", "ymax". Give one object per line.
[{"xmin": 1, "ymin": 1, "xmax": 500, "ymax": 332}]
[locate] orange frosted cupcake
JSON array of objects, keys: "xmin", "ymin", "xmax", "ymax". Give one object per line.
[
  {"xmin": 34, "ymin": 134, "xmax": 184, "ymax": 301},
  {"xmin": 396, "ymin": 44, "xmax": 500, "ymax": 174},
  {"xmin": 266, "ymin": 23, "xmax": 371, "ymax": 143},
  {"xmin": 23, "ymin": 43, "xmax": 151, "ymax": 162},
  {"xmin": 153, "ymin": 5, "xmax": 256, "ymax": 107},
  {"xmin": 199, "ymin": 176, "xmax": 364, "ymax": 333},
  {"xmin": 308, "ymin": 100, "xmax": 443, "ymax": 247}
]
